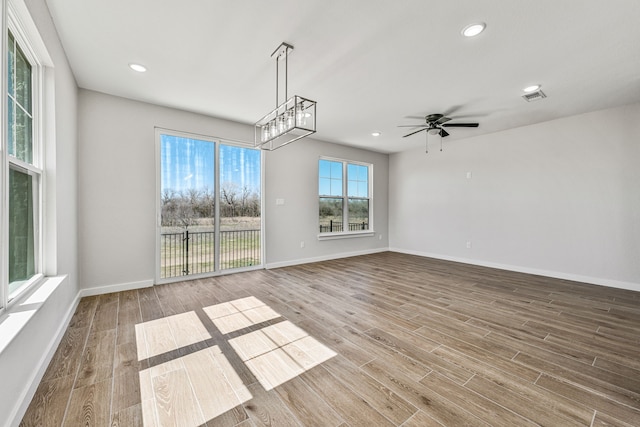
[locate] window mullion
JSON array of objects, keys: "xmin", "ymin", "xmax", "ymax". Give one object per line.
[
  {"xmin": 214, "ymin": 141, "xmax": 220, "ymax": 272},
  {"xmin": 8, "ymin": 156, "xmax": 41, "ymax": 174},
  {"xmin": 13, "ymin": 99, "xmax": 32, "ymax": 118},
  {"xmin": 343, "ymin": 161, "xmax": 348, "ymax": 231}
]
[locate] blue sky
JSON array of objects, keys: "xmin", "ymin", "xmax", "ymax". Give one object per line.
[
  {"xmin": 319, "ymin": 159, "xmax": 368, "ymax": 198},
  {"xmin": 161, "ymin": 134, "xmax": 260, "ymax": 194}
]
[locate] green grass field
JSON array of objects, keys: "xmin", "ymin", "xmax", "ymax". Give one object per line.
[{"xmin": 160, "ymin": 223, "xmax": 261, "ymax": 278}]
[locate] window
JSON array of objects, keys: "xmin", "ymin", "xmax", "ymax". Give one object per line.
[
  {"xmin": 2, "ymin": 21, "xmax": 44, "ymax": 306},
  {"xmin": 319, "ymin": 158, "xmax": 371, "ymax": 234}
]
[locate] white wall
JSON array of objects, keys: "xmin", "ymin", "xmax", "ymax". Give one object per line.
[
  {"xmin": 78, "ymin": 90, "xmax": 388, "ymax": 290},
  {"xmin": 264, "ymin": 138, "xmax": 389, "ymax": 267},
  {"xmin": 1, "ymin": 1, "xmax": 79, "ymax": 425},
  {"xmin": 78, "ymin": 90, "xmax": 252, "ymax": 290},
  {"xmin": 389, "ymin": 103, "xmax": 640, "ymax": 290}
]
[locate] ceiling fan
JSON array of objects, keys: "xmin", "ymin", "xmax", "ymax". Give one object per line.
[{"xmin": 399, "ymin": 113, "xmax": 479, "ymax": 138}]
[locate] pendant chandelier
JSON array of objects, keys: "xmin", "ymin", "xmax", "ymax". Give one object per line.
[{"xmin": 254, "ymin": 42, "xmax": 316, "ymax": 151}]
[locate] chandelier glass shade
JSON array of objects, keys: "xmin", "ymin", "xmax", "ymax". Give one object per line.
[
  {"xmin": 255, "ymin": 95, "xmax": 316, "ymax": 151},
  {"xmin": 254, "ymin": 43, "xmax": 316, "ymax": 151}
]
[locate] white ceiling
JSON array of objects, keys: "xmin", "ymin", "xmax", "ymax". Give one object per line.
[{"xmin": 45, "ymin": 0, "xmax": 640, "ymax": 153}]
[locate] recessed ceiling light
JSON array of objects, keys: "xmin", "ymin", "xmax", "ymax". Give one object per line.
[
  {"xmin": 129, "ymin": 63, "xmax": 147, "ymax": 73},
  {"xmin": 523, "ymin": 85, "xmax": 541, "ymax": 93},
  {"xmin": 462, "ymin": 23, "xmax": 486, "ymax": 37},
  {"xmin": 371, "ymin": 132, "xmax": 381, "ymax": 137}
]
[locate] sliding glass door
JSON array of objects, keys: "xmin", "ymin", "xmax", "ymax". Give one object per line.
[{"xmin": 157, "ymin": 131, "xmax": 261, "ymax": 282}]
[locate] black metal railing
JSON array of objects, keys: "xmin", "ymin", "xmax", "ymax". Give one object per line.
[
  {"xmin": 319, "ymin": 220, "xmax": 368, "ymax": 233},
  {"xmin": 220, "ymin": 230, "xmax": 261, "ymax": 271},
  {"xmin": 160, "ymin": 232, "xmax": 187, "ymax": 279},
  {"xmin": 160, "ymin": 229, "xmax": 260, "ymax": 278}
]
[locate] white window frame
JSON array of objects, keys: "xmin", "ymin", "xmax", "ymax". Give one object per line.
[
  {"xmin": 318, "ymin": 156, "xmax": 374, "ymax": 240},
  {"xmin": 1, "ymin": 0, "xmax": 51, "ymax": 312}
]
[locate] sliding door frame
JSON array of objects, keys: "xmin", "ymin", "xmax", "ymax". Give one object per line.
[{"xmin": 154, "ymin": 127, "xmax": 264, "ymax": 285}]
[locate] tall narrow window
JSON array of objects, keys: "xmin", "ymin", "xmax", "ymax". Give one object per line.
[
  {"xmin": 6, "ymin": 29, "xmax": 41, "ymax": 299},
  {"xmin": 347, "ymin": 163, "xmax": 369, "ymax": 230},
  {"xmin": 319, "ymin": 158, "xmax": 371, "ymax": 234},
  {"xmin": 318, "ymin": 159, "xmax": 343, "ymax": 233}
]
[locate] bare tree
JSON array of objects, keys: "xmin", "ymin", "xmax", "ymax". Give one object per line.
[
  {"xmin": 198, "ymin": 188, "xmax": 215, "ymax": 219},
  {"xmin": 220, "ymin": 182, "xmax": 239, "ymax": 217},
  {"xmin": 238, "ymin": 185, "xmax": 249, "ymax": 216},
  {"xmin": 161, "ymin": 189, "xmax": 178, "ymax": 226},
  {"xmin": 161, "ymin": 183, "xmax": 260, "ymax": 229},
  {"xmin": 161, "ymin": 189, "xmax": 199, "ymax": 228}
]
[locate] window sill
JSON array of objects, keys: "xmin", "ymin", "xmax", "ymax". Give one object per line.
[
  {"xmin": 317, "ymin": 230, "xmax": 375, "ymax": 240},
  {"xmin": 0, "ymin": 275, "xmax": 68, "ymax": 355},
  {"xmin": 8, "ymin": 273, "xmax": 44, "ymax": 302}
]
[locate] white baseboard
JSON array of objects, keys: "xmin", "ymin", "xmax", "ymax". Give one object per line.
[
  {"xmin": 10, "ymin": 279, "xmax": 153, "ymax": 426},
  {"xmin": 389, "ymin": 247, "xmax": 640, "ymax": 292},
  {"xmin": 79, "ymin": 279, "xmax": 154, "ymax": 298},
  {"xmin": 265, "ymin": 247, "xmax": 389, "ymax": 270}
]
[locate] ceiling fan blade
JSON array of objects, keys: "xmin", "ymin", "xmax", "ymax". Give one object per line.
[
  {"xmin": 439, "ymin": 129, "xmax": 449, "ymax": 137},
  {"xmin": 403, "ymin": 127, "xmax": 428, "ymax": 138},
  {"xmin": 442, "ymin": 105, "xmax": 463, "ymax": 117},
  {"xmin": 441, "ymin": 123, "xmax": 479, "ymax": 127},
  {"xmin": 436, "ymin": 116, "xmax": 452, "ymax": 125},
  {"xmin": 397, "ymin": 124, "xmax": 428, "ymax": 127}
]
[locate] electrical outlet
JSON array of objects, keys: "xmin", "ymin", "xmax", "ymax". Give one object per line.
[
  {"xmin": 466, "ymin": 241, "xmax": 472, "ymax": 249},
  {"xmin": 379, "ymin": 234, "xmax": 383, "ymax": 240},
  {"xmin": 300, "ymin": 241, "xmax": 305, "ymax": 248}
]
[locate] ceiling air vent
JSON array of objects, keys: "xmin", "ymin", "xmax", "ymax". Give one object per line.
[{"xmin": 522, "ymin": 90, "xmax": 547, "ymax": 102}]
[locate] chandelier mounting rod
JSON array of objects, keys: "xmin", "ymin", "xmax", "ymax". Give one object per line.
[{"xmin": 254, "ymin": 42, "xmax": 316, "ymax": 151}]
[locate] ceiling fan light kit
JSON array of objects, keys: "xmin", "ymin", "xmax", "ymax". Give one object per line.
[{"xmin": 254, "ymin": 42, "xmax": 317, "ymax": 151}]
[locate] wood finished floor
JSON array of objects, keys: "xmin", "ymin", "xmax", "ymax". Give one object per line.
[{"xmin": 21, "ymin": 252, "xmax": 640, "ymax": 426}]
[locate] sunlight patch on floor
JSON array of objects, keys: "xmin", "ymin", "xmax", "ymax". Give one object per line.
[
  {"xmin": 134, "ymin": 296, "xmax": 335, "ymax": 425},
  {"xmin": 228, "ymin": 319, "xmax": 337, "ymax": 391},
  {"xmin": 204, "ymin": 296, "xmax": 280, "ymax": 333},
  {"xmin": 139, "ymin": 345, "xmax": 251, "ymax": 427},
  {"xmin": 134, "ymin": 311, "xmax": 211, "ymax": 361}
]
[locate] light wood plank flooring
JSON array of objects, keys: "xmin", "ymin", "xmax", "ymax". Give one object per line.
[{"xmin": 21, "ymin": 252, "xmax": 640, "ymax": 426}]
